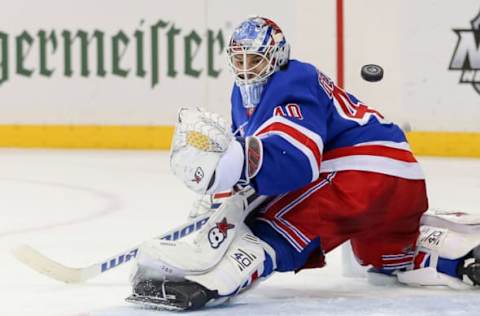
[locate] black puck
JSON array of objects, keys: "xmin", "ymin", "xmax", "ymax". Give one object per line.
[{"xmin": 361, "ymin": 64, "xmax": 384, "ymax": 82}]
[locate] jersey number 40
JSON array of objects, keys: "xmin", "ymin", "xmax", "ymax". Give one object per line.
[{"xmin": 332, "ymin": 87, "xmax": 388, "ymax": 125}]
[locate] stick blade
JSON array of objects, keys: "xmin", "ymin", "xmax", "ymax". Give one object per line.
[{"xmin": 12, "ymin": 244, "xmax": 85, "ymax": 283}]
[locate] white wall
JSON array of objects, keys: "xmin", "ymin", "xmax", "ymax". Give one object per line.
[
  {"xmin": 346, "ymin": 0, "xmax": 480, "ymax": 131},
  {"xmin": 0, "ymin": 0, "xmax": 335, "ymax": 125},
  {"xmin": 0, "ymin": 0, "xmax": 479, "ymax": 132}
]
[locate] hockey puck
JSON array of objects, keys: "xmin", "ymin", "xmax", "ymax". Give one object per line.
[{"xmin": 361, "ymin": 64, "xmax": 384, "ymax": 82}]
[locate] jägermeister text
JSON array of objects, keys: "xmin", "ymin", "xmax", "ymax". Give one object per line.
[{"xmin": 0, "ymin": 20, "xmax": 226, "ymax": 88}]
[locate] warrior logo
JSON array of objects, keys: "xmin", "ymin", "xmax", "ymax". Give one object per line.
[
  {"xmin": 208, "ymin": 217, "xmax": 235, "ymax": 249},
  {"xmin": 449, "ymin": 10, "xmax": 480, "ymax": 95},
  {"xmin": 192, "ymin": 167, "xmax": 204, "ymax": 183}
]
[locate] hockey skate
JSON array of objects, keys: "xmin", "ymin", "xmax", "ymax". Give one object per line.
[
  {"xmin": 457, "ymin": 251, "xmax": 480, "ymax": 286},
  {"xmin": 126, "ymin": 279, "xmax": 220, "ymax": 311}
]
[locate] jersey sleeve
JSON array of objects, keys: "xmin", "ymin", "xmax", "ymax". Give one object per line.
[
  {"xmin": 248, "ymin": 114, "xmax": 326, "ymax": 195},
  {"xmin": 247, "ymin": 74, "xmax": 330, "ymax": 195}
]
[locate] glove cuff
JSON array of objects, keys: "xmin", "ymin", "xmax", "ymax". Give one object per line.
[{"xmin": 206, "ymin": 140, "xmax": 244, "ymax": 194}]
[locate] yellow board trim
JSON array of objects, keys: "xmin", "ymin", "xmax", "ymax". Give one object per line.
[
  {"xmin": 0, "ymin": 125, "xmax": 174, "ymax": 149},
  {"xmin": 0, "ymin": 125, "xmax": 479, "ymax": 157},
  {"xmin": 406, "ymin": 131, "xmax": 480, "ymax": 158}
]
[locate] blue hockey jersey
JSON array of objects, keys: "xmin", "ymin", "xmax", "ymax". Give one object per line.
[{"xmin": 231, "ymin": 60, "xmax": 424, "ymax": 196}]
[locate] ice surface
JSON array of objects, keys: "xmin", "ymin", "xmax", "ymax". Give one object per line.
[{"xmin": 1, "ymin": 150, "xmax": 479, "ymax": 316}]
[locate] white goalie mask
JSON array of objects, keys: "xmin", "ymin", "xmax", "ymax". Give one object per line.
[{"xmin": 226, "ymin": 17, "xmax": 290, "ymax": 110}]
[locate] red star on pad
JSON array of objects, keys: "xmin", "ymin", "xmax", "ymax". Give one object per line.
[{"xmin": 216, "ymin": 218, "xmax": 235, "ymax": 236}]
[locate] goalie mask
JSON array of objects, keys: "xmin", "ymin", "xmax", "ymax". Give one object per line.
[{"xmin": 226, "ymin": 17, "xmax": 290, "ymax": 110}]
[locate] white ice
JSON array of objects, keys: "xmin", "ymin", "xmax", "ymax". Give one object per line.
[{"xmin": 1, "ymin": 149, "xmax": 480, "ymax": 316}]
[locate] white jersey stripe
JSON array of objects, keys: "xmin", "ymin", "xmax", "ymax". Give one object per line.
[
  {"xmin": 255, "ymin": 116, "xmax": 324, "ymax": 182},
  {"xmin": 258, "ymin": 131, "xmax": 319, "ymax": 181},
  {"xmin": 353, "ymin": 141, "xmax": 412, "ymax": 151},
  {"xmin": 254, "ymin": 115, "xmax": 324, "ymax": 152},
  {"xmin": 320, "ymin": 156, "xmax": 425, "ymax": 180}
]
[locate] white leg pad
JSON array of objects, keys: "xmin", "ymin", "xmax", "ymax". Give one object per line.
[
  {"xmin": 397, "ymin": 211, "xmax": 480, "ymax": 289},
  {"xmin": 397, "ymin": 267, "xmax": 472, "ymax": 290},
  {"xmin": 131, "ymin": 190, "xmax": 268, "ymax": 283},
  {"xmin": 186, "ymin": 225, "xmax": 276, "ymax": 296},
  {"xmin": 417, "ymin": 225, "xmax": 480, "ymax": 261},
  {"xmin": 421, "ymin": 210, "xmax": 480, "ymax": 234}
]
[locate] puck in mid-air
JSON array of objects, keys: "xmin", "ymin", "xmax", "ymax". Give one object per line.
[{"xmin": 361, "ymin": 64, "xmax": 384, "ymax": 82}]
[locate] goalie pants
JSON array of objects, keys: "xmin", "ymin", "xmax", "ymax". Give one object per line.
[{"xmin": 249, "ymin": 171, "xmax": 428, "ymax": 272}]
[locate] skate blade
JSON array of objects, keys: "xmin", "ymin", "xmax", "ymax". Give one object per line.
[{"xmin": 125, "ymin": 294, "xmax": 185, "ymax": 311}]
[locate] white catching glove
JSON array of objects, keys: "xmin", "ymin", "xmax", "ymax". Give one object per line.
[{"xmin": 170, "ymin": 108, "xmax": 245, "ymax": 195}]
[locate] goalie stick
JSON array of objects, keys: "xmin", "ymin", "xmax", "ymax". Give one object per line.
[
  {"xmin": 11, "ymin": 213, "xmax": 211, "ymax": 284},
  {"xmin": 13, "ymin": 187, "xmax": 263, "ymax": 284}
]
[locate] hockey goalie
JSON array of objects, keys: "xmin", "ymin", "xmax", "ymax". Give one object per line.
[{"xmin": 126, "ymin": 16, "xmax": 480, "ymax": 310}]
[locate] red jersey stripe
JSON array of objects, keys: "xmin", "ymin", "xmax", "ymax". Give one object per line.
[
  {"xmin": 256, "ymin": 122, "xmax": 322, "ymax": 167},
  {"xmin": 323, "ymin": 145, "xmax": 417, "ymax": 163}
]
